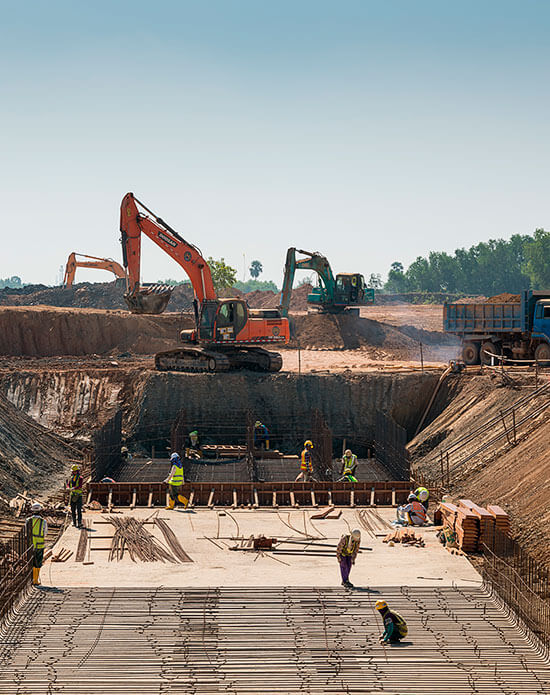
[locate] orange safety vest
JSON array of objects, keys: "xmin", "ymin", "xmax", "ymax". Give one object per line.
[
  {"xmin": 409, "ymin": 500, "xmax": 427, "ymax": 524},
  {"xmin": 300, "ymin": 449, "xmax": 313, "ymax": 472}
]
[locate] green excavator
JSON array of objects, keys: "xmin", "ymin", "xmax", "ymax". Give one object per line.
[{"xmin": 278, "ymin": 248, "xmax": 375, "ymax": 317}]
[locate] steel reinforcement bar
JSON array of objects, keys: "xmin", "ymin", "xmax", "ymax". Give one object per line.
[
  {"xmin": 88, "ymin": 480, "xmax": 419, "ymax": 508},
  {"xmin": 1, "ymin": 585, "xmax": 549, "ymax": 694}
]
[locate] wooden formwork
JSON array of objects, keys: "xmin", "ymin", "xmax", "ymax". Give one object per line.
[{"xmin": 87, "ymin": 481, "xmax": 421, "ymax": 508}]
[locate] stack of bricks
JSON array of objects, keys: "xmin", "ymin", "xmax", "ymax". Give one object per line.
[
  {"xmin": 459, "ymin": 499, "xmax": 495, "ymax": 548},
  {"xmin": 487, "ymin": 505, "xmax": 511, "ymax": 535}
]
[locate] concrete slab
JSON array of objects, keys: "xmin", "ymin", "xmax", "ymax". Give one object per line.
[{"xmin": 46, "ymin": 507, "xmax": 481, "ymax": 588}]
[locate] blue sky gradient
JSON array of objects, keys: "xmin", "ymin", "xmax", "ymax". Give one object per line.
[{"xmin": 1, "ymin": 1, "xmax": 549, "ymax": 286}]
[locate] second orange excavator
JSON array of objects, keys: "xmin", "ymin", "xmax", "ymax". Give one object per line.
[
  {"xmin": 120, "ymin": 192, "xmax": 289, "ymax": 372},
  {"xmin": 63, "ymin": 253, "xmax": 126, "ymax": 288}
]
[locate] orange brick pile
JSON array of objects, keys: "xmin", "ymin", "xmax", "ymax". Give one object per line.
[{"xmin": 438, "ymin": 500, "xmax": 510, "ymax": 553}]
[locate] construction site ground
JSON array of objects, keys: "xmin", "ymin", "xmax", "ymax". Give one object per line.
[{"xmin": 2, "ymin": 507, "xmax": 549, "ymax": 694}]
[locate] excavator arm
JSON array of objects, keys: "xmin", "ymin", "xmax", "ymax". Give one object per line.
[
  {"xmin": 63, "ymin": 252, "xmax": 127, "ymax": 288},
  {"xmin": 120, "ymin": 192, "xmax": 217, "ymax": 313},
  {"xmin": 278, "ymin": 248, "xmax": 336, "ymax": 317}
]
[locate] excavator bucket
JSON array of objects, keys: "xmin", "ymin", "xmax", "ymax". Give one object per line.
[{"xmin": 124, "ymin": 285, "xmax": 173, "ymax": 314}]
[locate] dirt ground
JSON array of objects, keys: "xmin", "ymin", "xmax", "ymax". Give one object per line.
[{"xmin": 409, "ymin": 371, "xmax": 550, "ymax": 566}]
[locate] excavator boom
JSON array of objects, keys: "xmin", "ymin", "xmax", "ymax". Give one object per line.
[
  {"xmin": 63, "ymin": 252, "xmax": 126, "ymax": 288},
  {"xmin": 120, "ymin": 193, "xmax": 216, "ymax": 313}
]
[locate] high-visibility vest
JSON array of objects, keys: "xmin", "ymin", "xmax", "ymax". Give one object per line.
[
  {"xmin": 342, "ymin": 454, "xmax": 357, "ymax": 475},
  {"xmin": 409, "ymin": 501, "xmax": 427, "ymax": 524},
  {"xmin": 301, "ymin": 449, "xmax": 312, "ymax": 471},
  {"xmin": 30, "ymin": 517, "xmax": 45, "ymax": 550},
  {"xmin": 168, "ymin": 463, "xmax": 184, "ymax": 486},
  {"xmin": 386, "ymin": 611, "xmax": 408, "ymax": 637},
  {"xmin": 341, "ymin": 535, "xmax": 360, "ymax": 556},
  {"xmin": 414, "ymin": 487, "xmax": 429, "ymax": 502},
  {"xmin": 69, "ymin": 473, "xmax": 83, "ymax": 496}
]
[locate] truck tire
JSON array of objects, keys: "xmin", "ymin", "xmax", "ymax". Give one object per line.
[
  {"xmin": 481, "ymin": 341, "xmax": 499, "ymax": 365},
  {"xmin": 462, "ymin": 342, "xmax": 480, "ymax": 365},
  {"xmin": 535, "ymin": 343, "xmax": 550, "ymax": 366}
]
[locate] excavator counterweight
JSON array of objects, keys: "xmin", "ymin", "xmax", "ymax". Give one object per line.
[{"xmin": 119, "ymin": 193, "xmax": 289, "ymax": 373}]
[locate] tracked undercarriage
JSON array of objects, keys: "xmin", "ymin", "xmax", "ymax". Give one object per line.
[{"xmin": 154, "ymin": 345, "xmax": 283, "ymax": 373}]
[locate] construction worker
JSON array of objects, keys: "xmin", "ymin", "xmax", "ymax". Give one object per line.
[
  {"xmin": 339, "ymin": 449, "xmax": 358, "ymax": 482},
  {"xmin": 375, "ymin": 600, "xmax": 408, "ymax": 643},
  {"xmin": 397, "ymin": 493, "xmax": 427, "ymax": 526},
  {"xmin": 336, "ymin": 529, "xmax": 361, "ymax": 588},
  {"xmin": 414, "ymin": 486, "xmax": 430, "ymax": 511},
  {"xmin": 295, "ymin": 440, "xmax": 314, "ymax": 482},
  {"xmin": 185, "ymin": 430, "xmax": 202, "ymax": 459},
  {"xmin": 121, "ymin": 446, "xmax": 132, "ymax": 462},
  {"xmin": 26, "ymin": 502, "xmax": 47, "ymax": 586},
  {"xmin": 66, "ymin": 463, "xmax": 84, "ymax": 528},
  {"xmin": 164, "ymin": 452, "xmax": 189, "ymax": 509},
  {"xmin": 254, "ymin": 421, "xmax": 270, "ymax": 450}
]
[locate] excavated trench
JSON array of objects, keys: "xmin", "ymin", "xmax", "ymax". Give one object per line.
[{"xmin": 0, "ymin": 366, "xmax": 456, "ymax": 477}]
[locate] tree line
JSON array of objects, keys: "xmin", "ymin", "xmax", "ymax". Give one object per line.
[{"xmin": 384, "ymin": 228, "xmax": 550, "ymax": 296}]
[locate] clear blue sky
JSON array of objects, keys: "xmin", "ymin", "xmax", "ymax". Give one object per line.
[{"xmin": 1, "ymin": 1, "xmax": 549, "ymax": 286}]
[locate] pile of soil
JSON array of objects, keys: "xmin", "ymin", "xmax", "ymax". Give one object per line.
[
  {"xmin": 486, "ymin": 293, "xmax": 520, "ymax": 304},
  {"xmin": 0, "ymin": 306, "xmax": 194, "ymax": 357},
  {"xmin": 0, "ymin": 282, "xmax": 311, "ymax": 313},
  {"xmin": 0, "ymin": 391, "xmax": 76, "ymax": 497},
  {"xmin": 289, "ymin": 313, "xmax": 459, "ymax": 361}
]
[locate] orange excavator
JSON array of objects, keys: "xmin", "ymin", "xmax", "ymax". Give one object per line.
[
  {"xmin": 63, "ymin": 252, "xmax": 126, "ymax": 288},
  {"xmin": 120, "ymin": 192, "xmax": 289, "ymax": 372}
]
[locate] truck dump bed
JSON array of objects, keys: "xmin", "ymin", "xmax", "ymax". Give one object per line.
[{"xmin": 444, "ymin": 301, "xmax": 524, "ymax": 335}]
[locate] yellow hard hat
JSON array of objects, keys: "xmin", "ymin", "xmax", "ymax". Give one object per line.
[
  {"xmin": 71, "ymin": 464, "xmax": 80, "ymax": 471},
  {"xmin": 304, "ymin": 440, "xmax": 313, "ymax": 448},
  {"xmin": 375, "ymin": 600, "xmax": 388, "ymax": 611}
]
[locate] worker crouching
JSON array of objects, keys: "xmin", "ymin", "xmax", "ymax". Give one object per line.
[
  {"xmin": 26, "ymin": 502, "xmax": 47, "ymax": 586},
  {"xmin": 336, "ymin": 529, "xmax": 361, "ymax": 588},
  {"xmin": 396, "ymin": 493, "xmax": 427, "ymax": 526},
  {"xmin": 164, "ymin": 452, "xmax": 189, "ymax": 509},
  {"xmin": 339, "ymin": 449, "xmax": 358, "ymax": 482},
  {"xmin": 376, "ymin": 600, "xmax": 408, "ymax": 644}
]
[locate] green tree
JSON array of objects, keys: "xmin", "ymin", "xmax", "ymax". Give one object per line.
[
  {"xmin": 249, "ymin": 260, "xmax": 263, "ymax": 279},
  {"xmin": 385, "ymin": 262, "xmax": 408, "ymax": 293},
  {"xmin": 524, "ymin": 229, "xmax": 550, "ymax": 289},
  {"xmin": 207, "ymin": 257, "xmax": 237, "ymax": 292}
]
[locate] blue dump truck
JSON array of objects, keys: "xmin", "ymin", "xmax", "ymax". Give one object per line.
[{"xmin": 444, "ymin": 290, "xmax": 550, "ymax": 365}]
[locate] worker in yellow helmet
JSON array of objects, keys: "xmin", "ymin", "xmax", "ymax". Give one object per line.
[
  {"xmin": 66, "ymin": 463, "xmax": 84, "ymax": 529},
  {"xmin": 26, "ymin": 502, "xmax": 47, "ymax": 586},
  {"xmin": 375, "ymin": 600, "xmax": 408, "ymax": 643},
  {"xmin": 295, "ymin": 440, "xmax": 314, "ymax": 482},
  {"xmin": 339, "ymin": 449, "xmax": 358, "ymax": 482},
  {"xmin": 164, "ymin": 452, "xmax": 188, "ymax": 509},
  {"xmin": 336, "ymin": 529, "xmax": 361, "ymax": 588}
]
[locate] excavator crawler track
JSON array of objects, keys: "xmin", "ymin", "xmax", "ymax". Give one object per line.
[{"xmin": 154, "ymin": 346, "xmax": 283, "ymax": 373}]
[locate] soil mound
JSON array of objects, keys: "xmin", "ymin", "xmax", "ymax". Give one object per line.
[
  {"xmin": 0, "ymin": 306, "xmax": 193, "ymax": 357},
  {"xmin": 486, "ymin": 293, "xmax": 520, "ymax": 304},
  {"xmin": 0, "ymin": 391, "xmax": 76, "ymax": 497},
  {"xmin": 0, "ymin": 282, "xmax": 311, "ymax": 313}
]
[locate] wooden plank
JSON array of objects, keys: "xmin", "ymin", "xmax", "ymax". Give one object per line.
[
  {"xmin": 188, "ymin": 490, "xmax": 195, "ymax": 508},
  {"xmin": 147, "ymin": 491, "xmax": 153, "ymax": 508},
  {"xmin": 75, "ymin": 528, "xmax": 88, "ymax": 563},
  {"xmin": 370, "ymin": 488, "xmax": 375, "ymax": 506},
  {"xmin": 391, "ymin": 489, "xmax": 396, "ymax": 507},
  {"xmin": 207, "ymin": 488, "xmax": 215, "ymax": 508},
  {"xmin": 272, "ymin": 491, "xmax": 278, "ymax": 508},
  {"xmin": 290, "ymin": 491, "xmax": 298, "ymax": 508},
  {"xmin": 350, "ymin": 490, "xmax": 355, "ymax": 508},
  {"xmin": 253, "ymin": 489, "xmax": 259, "ymax": 509},
  {"xmin": 232, "ymin": 489, "xmax": 238, "ymax": 509},
  {"xmin": 310, "ymin": 490, "xmax": 317, "ymax": 507},
  {"xmin": 327, "ymin": 490, "xmax": 332, "ymax": 506},
  {"xmin": 130, "ymin": 489, "xmax": 137, "ymax": 510}
]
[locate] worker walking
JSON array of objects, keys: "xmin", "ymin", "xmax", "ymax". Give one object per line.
[
  {"xmin": 295, "ymin": 440, "xmax": 314, "ymax": 482},
  {"xmin": 254, "ymin": 421, "xmax": 270, "ymax": 450},
  {"xmin": 414, "ymin": 486, "xmax": 430, "ymax": 511},
  {"xmin": 397, "ymin": 493, "xmax": 428, "ymax": 526},
  {"xmin": 67, "ymin": 463, "xmax": 84, "ymax": 528},
  {"xmin": 185, "ymin": 430, "xmax": 202, "ymax": 459},
  {"xmin": 339, "ymin": 449, "xmax": 358, "ymax": 482},
  {"xmin": 375, "ymin": 600, "xmax": 408, "ymax": 643},
  {"xmin": 336, "ymin": 529, "xmax": 361, "ymax": 588},
  {"xmin": 26, "ymin": 502, "xmax": 47, "ymax": 586},
  {"xmin": 164, "ymin": 452, "xmax": 189, "ymax": 509}
]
